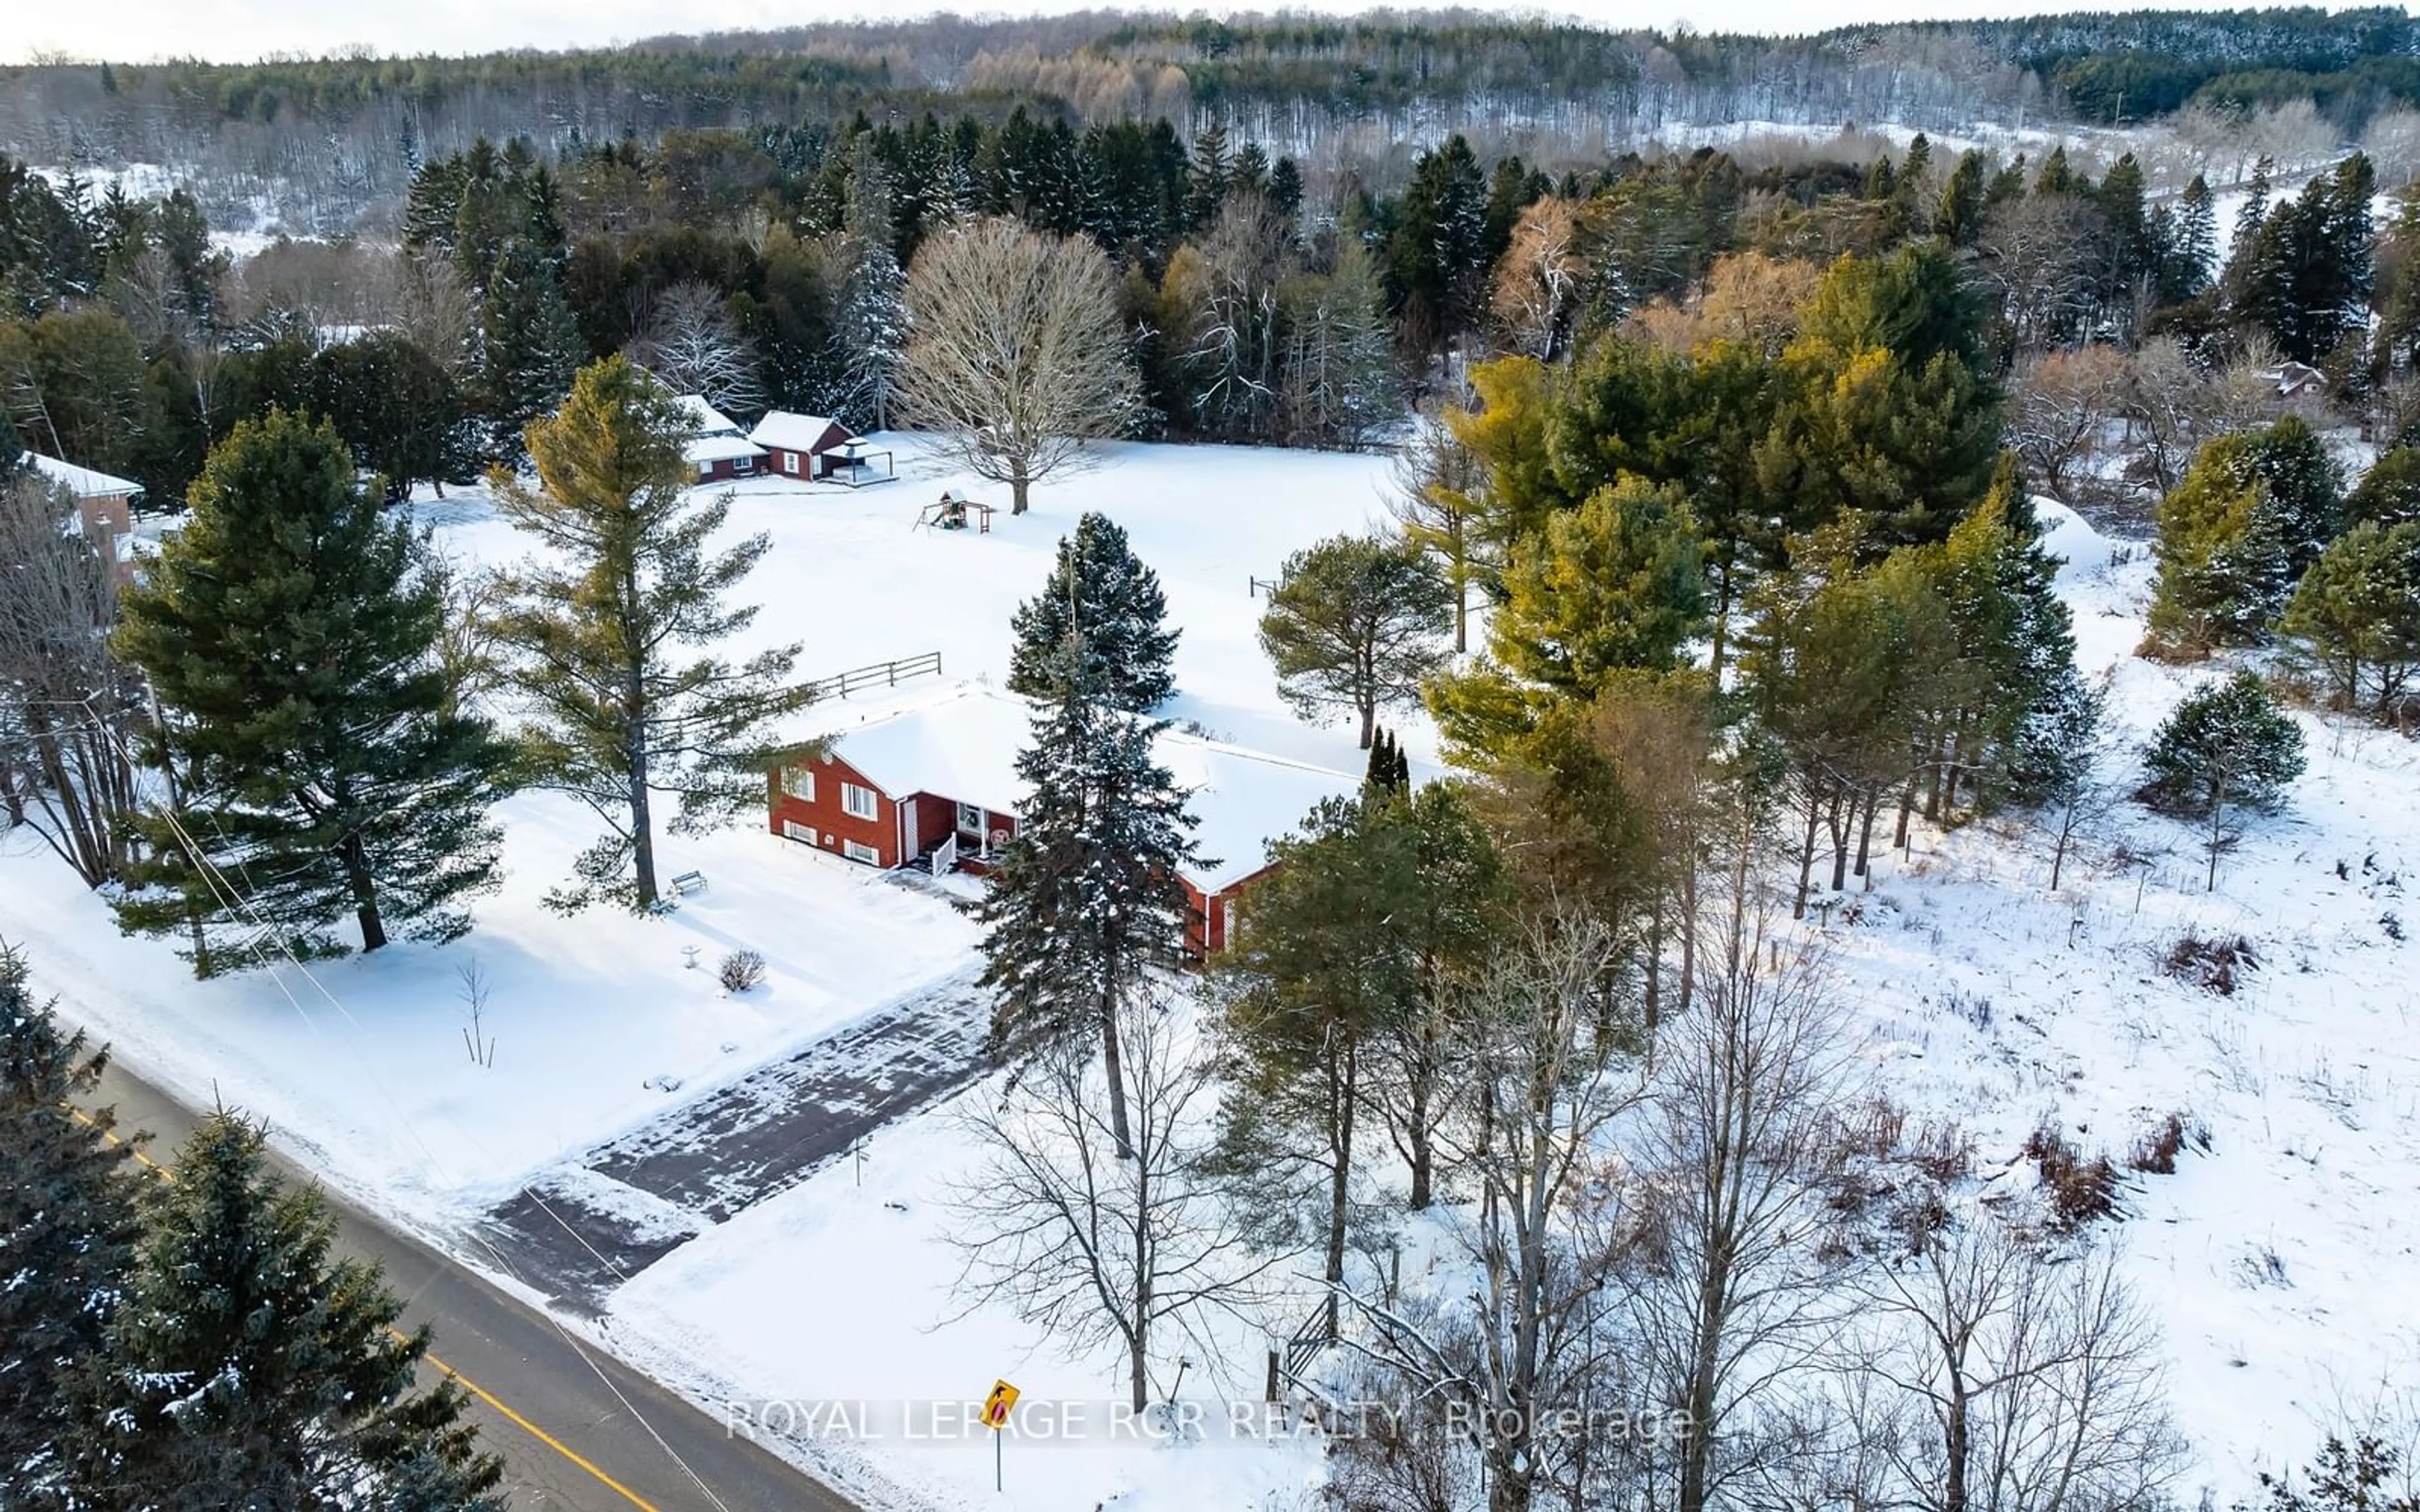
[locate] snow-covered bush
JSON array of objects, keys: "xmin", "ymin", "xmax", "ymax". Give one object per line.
[{"xmin": 717, "ymin": 949, "xmax": 766, "ymax": 993}]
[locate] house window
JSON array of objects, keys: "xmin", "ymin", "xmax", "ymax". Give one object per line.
[
  {"xmin": 696, "ymin": 462, "xmax": 712, "ymax": 481},
  {"xmin": 841, "ymin": 782, "xmax": 878, "ymax": 820},
  {"xmin": 733, "ymin": 456, "xmax": 754, "ymax": 474},
  {"xmin": 783, "ymin": 451, "xmax": 800, "ymax": 474},
  {"xmin": 782, "ymin": 820, "xmax": 816, "ymax": 845},
  {"xmin": 1223, "ymin": 896, "xmax": 1239, "ymax": 947},
  {"xmin": 956, "ymin": 801, "xmax": 983, "ymax": 833},
  {"xmin": 780, "ymin": 765, "xmax": 815, "ymax": 801},
  {"xmin": 843, "ymin": 839, "xmax": 880, "ymax": 864}
]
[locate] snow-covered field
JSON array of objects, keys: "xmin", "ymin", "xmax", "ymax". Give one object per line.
[
  {"xmin": 0, "ymin": 437, "xmax": 1398, "ymax": 1240},
  {"xmin": 9, "ymin": 435, "xmax": 2420, "ymax": 1508}
]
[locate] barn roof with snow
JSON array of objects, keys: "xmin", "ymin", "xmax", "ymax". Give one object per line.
[
  {"xmin": 26, "ymin": 452, "xmax": 142, "ymax": 499},
  {"xmin": 808, "ymin": 684, "xmax": 1363, "ymax": 893},
  {"xmin": 668, "ymin": 394, "xmax": 768, "ymax": 469},
  {"xmin": 748, "ymin": 411, "xmax": 847, "ymax": 452}
]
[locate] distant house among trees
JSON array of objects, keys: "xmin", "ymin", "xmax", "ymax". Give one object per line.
[
  {"xmin": 27, "ymin": 451, "xmax": 145, "ymax": 583},
  {"xmin": 672, "ymin": 394, "xmax": 766, "ymax": 481},
  {"xmin": 748, "ymin": 411, "xmax": 860, "ymax": 480},
  {"xmin": 766, "ymin": 685, "xmax": 1363, "ymax": 954}
]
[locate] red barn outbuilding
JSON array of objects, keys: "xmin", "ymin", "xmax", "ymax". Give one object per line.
[
  {"xmin": 766, "ymin": 686, "xmax": 1361, "ymax": 957},
  {"xmin": 749, "ymin": 411, "xmax": 859, "ymax": 480}
]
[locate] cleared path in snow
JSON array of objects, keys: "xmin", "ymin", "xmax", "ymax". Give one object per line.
[{"xmin": 478, "ymin": 970, "xmax": 991, "ymax": 1310}]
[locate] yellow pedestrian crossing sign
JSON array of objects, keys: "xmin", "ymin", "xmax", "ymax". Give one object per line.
[{"xmin": 981, "ymin": 1378, "xmax": 1019, "ymax": 1429}]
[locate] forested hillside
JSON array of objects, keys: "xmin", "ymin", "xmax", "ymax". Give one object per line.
[{"xmin": 4, "ymin": 8, "xmax": 2417, "ymax": 235}]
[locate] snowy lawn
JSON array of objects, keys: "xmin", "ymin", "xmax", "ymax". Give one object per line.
[{"xmin": 0, "ymin": 435, "xmax": 1398, "ymax": 1235}]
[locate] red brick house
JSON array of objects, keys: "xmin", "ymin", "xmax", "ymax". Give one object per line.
[
  {"xmin": 748, "ymin": 411, "xmax": 858, "ymax": 480},
  {"xmin": 766, "ymin": 686, "xmax": 1361, "ymax": 956},
  {"xmin": 28, "ymin": 452, "xmax": 144, "ymax": 586}
]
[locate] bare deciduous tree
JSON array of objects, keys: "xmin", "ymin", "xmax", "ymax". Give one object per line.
[
  {"xmin": 0, "ymin": 469, "xmax": 147, "ymax": 886},
  {"xmin": 894, "ymin": 215, "xmax": 1140, "ymax": 514},
  {"xmin": 1857, "ymin": 1220, "xmax": 2186, "ymax": 1512},
  {"xmin": 948, "ymin": 997, "xmax": 1279, "ymax": 1413},
  {"xmin": 2122, "ymin": 336, "xmax": 2213, "ymax": 500},
  {"xmin": 1490, "ymin": 197, "xmax": 1584, "ymax": 361},
  {"xmin": 626, "ymin": 280, "xmax": 764, "ymax": 417},
  {"xmin": 1347, "ymin": 912, "xmax": 1649, "ymax": 1512},
  {"xmin": 2008, "ymin": 346, "xmax": 2130, "ymax": 501},
  {"xmin": 1626, "ymin": 877, "xmax": 1854, "ymax": 1512}
]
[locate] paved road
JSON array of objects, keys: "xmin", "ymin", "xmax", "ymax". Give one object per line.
[
  {"xmin": 81, "ymin": 1057, "xmax": 863, "ymax": 1512},
  {"xmin": 481, "ymin": 976, "xmax": 989, "ymax": 1309}
]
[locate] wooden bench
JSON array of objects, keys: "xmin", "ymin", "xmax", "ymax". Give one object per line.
[{"xmin": 669, "ymin": 869, "xmax": 708, "ymax": 896}]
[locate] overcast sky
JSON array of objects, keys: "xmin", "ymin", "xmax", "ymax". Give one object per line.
[{"xmin": 14, "ymin": 0, "xmax": 2385, "ymax": 67}]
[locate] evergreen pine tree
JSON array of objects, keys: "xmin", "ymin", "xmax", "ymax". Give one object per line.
[
  {"xmin": 491, "ymin": 357, "xmax": 806, "ymax": 912},
  {"xmin": 401, "ymin": 154, "xmax": 466, "ymax": 257},
  {"xmin": 976, "ymin": 646, "xmax": 1200, "ymax": 1159},
  {"xmin": 2167, "ymin": 173, "xmax": 2218, "ymax": 301},
  {"xmin": 2099, "ymin": 152, "xmax": 2152, "ymax": 294},
  {"xmin": 1489, "ymin": 476, "xmax": 1708, "ymax": 697},
  {"xmin": 2145, "ymin": 417, "xmax": 2341, "ymax": 656},
  {"xmin": 1897, "ymin": 133, "xmax": 1933, "ymax": 210},
  {"xmin": 836, "ymin": 139, "xmax": 907, "ymax": 430},
  {"xmin": 2279, "ymin": 519, "xmax": 2420, "ymax": 717},
  {"xmin": 1185, "ymin": 122, "xmax": 1232, "ymax": 230},
  {"xmin": 1005, "ymin": 512, "xmax": 1180, "ymax": 713},
  {"xmin": 1267, "ymin": 158, "xmax": 1305, "ymax": 224},
  {"xmin": 112, "ymin": 411, "xmax": 515, "ymax": 973},
  {"xmin": 1935, "ymin": 149, "xmax": 1987, "ymax": 245},
  {"xmin": 2348, "ymin": 446, "xmax": 2420, "ymax": 528},
  {"xmin": 1260, "ymin": 534, "xmax": 1455, "ymax": 750},
  {"xmin": 1388, "ymin": 134, "xmax": 1489, "ymax": 353},
  {"xmin": 2233, "ymin": 157, "xmax": 2273, "ymax": 264},
  {"xmin": 476, "ymin": 237, "xmax": 583, "ymax": 459},
  {"xmin": 2139, "ymin": 670, "xmax": 2305, "ymax": 890},
  {"xmin": 0, "ymin": 944, "xmax": 142, "ymax": 1503},
  {"xmin": 79, "ymin": 1112, "xmax": 504, "ymax": 1511}
]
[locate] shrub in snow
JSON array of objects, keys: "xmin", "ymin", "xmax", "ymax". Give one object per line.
[
  {"xmin": 2126, "ymin": 1111, "xmax": 2208, "ymax": 1174},
  {"xmin": 717, "ymin": 949, "xmax": 766, "ymax": 993},
  {"xmin": 2022, "ymin": 1120, "xmax": 2118, "ymax": 1230},
  {"xmin": 2160, "ymin": 930, "xmax": 2259, "ymax": 995}
]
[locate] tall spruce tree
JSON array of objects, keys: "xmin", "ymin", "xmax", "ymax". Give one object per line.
[
  {"xmin": 76, "ymin": 1113, "xmax": 504, "ymax": 1512},
  {"xmin": 976, "ymin": 636, "xmax": 1199, "ymax": 1160},
  {"xmin": 836, "ymin": 140, "xmax": 907, "ymax": 431},
  {"xmin": 1005, "ymin": 512, "xmax": 1180, "ymax": 713},
  {"xmin": 476, "ymin": 237, "xmax": 582, "ymax": 459},
  {"xmin": 0, "ymin": 944, "xmax": 142, "ymax": 1504},
  {"xmin": 492, "ymin": 357, "xmax": 806, "ymax": 913},
  {"xmin": 112, "ymin": 411, "xmax": 514, "ymax": 972},
  {"xmin": 1388, "ymin": 134, "xmax": 1490, "ymax": 353}
]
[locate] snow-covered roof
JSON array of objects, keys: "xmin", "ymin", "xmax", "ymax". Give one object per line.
[
  {"xmin": 671, "ymin": 394, "xmax": 742, "ymax": 437},
  {"xmin": 685, "ymin": 433, "xmax": 767, "ymax": 466},
  {"xmin": 811, "ymin": 684, "xmax": 1363, "ymax": 893},
  {"xmin": 26, "ymin": 452, "xmax": 142, "ymax": 500},
  {"xmin": 748, "ymin": 411, "xmax": 848, "ymax": 452}
]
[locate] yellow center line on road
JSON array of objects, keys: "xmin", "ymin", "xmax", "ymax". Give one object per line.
[{"xmin": 67, "ymin": 1106, "xmax": 664, "ymax": 1512}]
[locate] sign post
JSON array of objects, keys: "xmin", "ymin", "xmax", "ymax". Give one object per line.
[{"xmin": 981, "ymin": 1378, "xmax": 1019, "ymax": 1494}]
